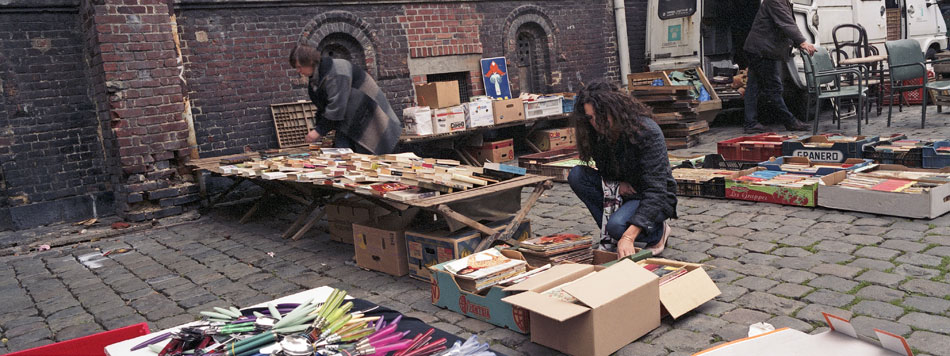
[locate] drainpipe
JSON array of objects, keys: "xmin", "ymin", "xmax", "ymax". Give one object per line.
[{"xmin": 614, "ymin": 0, "xmax": 632, "ymax": 87}]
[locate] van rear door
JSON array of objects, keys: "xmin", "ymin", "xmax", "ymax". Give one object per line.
[
  {"xmin": 905, "ymin": 0, "xmax": 947, "ymax": 53},
  {"xmin": 646, "ymin": 0, "xmax": 701, "ymax": 70}
]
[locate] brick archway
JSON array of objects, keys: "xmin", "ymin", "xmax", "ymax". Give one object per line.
[
  {"xmin": 299, "ymin": 11, "xmax": 378, "ymax": 78},
  {"xmin": 503, "ymin": 5, "xmax": 560, "ymax": 94}
]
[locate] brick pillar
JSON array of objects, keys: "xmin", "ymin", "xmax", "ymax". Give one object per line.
[{"xmin": 80, "ymin": 0, "xmax": 196, "ymax": 221}]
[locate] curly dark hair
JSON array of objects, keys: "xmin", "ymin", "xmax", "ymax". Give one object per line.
[{"xmin": 572, "ymin": 80, "xmax": 655, "ymax": 169}]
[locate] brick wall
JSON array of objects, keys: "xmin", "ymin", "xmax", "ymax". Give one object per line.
[
  {"xmin": 0, "ymin": 9, "xmax": 112, "ymax": 230},
  {"xmin": 625, "ymin": 0, "xmax": 649, "ymax": 73},
  {"xmin": 403, "ymin": 3, "xmax": 484, "ymax": 58}
]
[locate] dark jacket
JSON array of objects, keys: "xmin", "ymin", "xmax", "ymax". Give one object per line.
[
  {"xmin": 743, "ymin": 0, "xmax": 807, "ymax": 60},
  {"xmin": 589, "ymin": 119, "xmax": 678, "ymax": 235},
  {"xmin": 309, "ymin": 58, "xmax": 401, "ymax": 155}
]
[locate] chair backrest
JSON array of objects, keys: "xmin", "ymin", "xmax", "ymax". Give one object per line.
[
  {"xmin": 832, "ymin": 24, "xmax": 870, "ymax": 63},
  {"xmin": 886, "ymin": 39, "xmax": 926, "ymax": 82},
  {"xmin": 800, "ymin": 46, "xmax": 837, "ymax": 89}
]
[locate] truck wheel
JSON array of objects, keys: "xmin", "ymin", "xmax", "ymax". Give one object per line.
[{"xmin": 927, "ymin": 46, "xmax": 938, "ymax": 61}]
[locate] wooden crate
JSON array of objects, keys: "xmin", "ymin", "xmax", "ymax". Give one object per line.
[
  {"xmin": 628, "ymin": 71, "xmax": 672, "ymax": 87},
  {"xmin": 271, "ymin": 101, "xmax": 316, "ymax": 148}
]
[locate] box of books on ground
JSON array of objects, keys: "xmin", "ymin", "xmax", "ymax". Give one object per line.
[
  {"xmin": 672, "ymin": 168, "xmax": 749, "ymax": 198},
  {"xmin": 406, "ymin": 217, "xmax": 531, "ymax": 281},
  {"xmin": 501, "ymin": 260, "xmax": 661, "ymax": 356},
  {"xmin": 922, "ymin": 140, "xmax": 950, "ymax": 168},
  {"xmin": 353, "ymin": 208, "xmax": 420, "ymax": 276},
  {"xmin": 429, "ymin": 249, "xmax": 549, "ymax": 334},
  {"xmin": 517, "ymin": 234, "xmax": 594, "ymax": 266},
  {"xmin": 818, "ymin": 164, "xmax": 950, "ymax": 218},
  {"xmin": 862, "ymin": 137, "xmax": 926, "ymax": 167},
  {"xmin": 757, "ymin": 156, "xmax": 874, "ymax": 176},
  {"xmin": 636, "ymin": 258, "xmax": 720, "ymax": 318},
  {"xmin": 780, "ymin": 134, "xmax": 889, "ymax": 163},
  {"xmin": 726, "ymin": 168, "xmax": 821, "ymax": 207},
  {"xmin": 694, "ymin": 313, "xmax": 913, "ymax": 356}
]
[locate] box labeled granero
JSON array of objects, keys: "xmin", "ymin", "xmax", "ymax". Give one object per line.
[
  {"xmin": 781, "ymin": 135, "xmax": 880, "ymax": 163},
  {"xmin": 469, "ymin": 138, "xmax": 514, "ymax": 163},
  {"xmin": 695, "ymin": 313, "xmax": 913, "ymax": 356},
  {"xmin": 415, "ymin": 81, "xmax": 461, "ymax": 109},
  {"xmin": 529, "ymin": 127, "xmax": 576, "ymax": 151},
  {"xmin": 429, "ymin": 249, "xmax": 533, "ymax": 334},
  {"xmin": 406, "ymin": 218, "xmax": 531, "ymax": 281},
  {"xmin": 492, "ymin": 98, "xmax": 525, "ymax": 124},
  {"xmin": 353, "ymin": 209, "xmax": 419, "ymax": 276},
  {"xmin": 501, "ymin": 261, "xmax": 661, "ymax": 356},
  {"xmin": 726, "ymin": 168, "xmax": 819, "ymax": 207},
  {"xmin": 432, "ymin": 106, "xmax": 466, "ymax": 134},
  {"xmin": 818, "ymin": 165, "xmax": 950, "ymax": 219}
]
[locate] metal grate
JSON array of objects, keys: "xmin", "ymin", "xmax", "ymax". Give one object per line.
[{"xmin": 426, "ymin": 72, "xmax": 470, "ymax": 102}]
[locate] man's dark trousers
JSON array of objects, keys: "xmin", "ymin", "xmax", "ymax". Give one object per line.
[{"xmin": 744, "ymin": 51, "xmax": 798, "ymax": 128}]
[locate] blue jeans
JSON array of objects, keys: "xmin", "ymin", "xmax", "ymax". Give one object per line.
[
  {"xmin": 744, "ymin": 52, "xmax": 797, "ymax": 128},
  {"xmin": 567, "ymin": 166, "xmax": 663, "ymax": 246}
]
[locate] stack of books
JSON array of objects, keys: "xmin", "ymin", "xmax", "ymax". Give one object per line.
[
  {"xmin": 640, "ymin": 263, "xmax": 689, "ymax": 286},
  {"xmin": 734, "ymin": 171, "xmax": 820, "ymax": 188},
  {"xmin": 517, "ymin": 234, "xmax": 593, "ymax": 266},
  {"xmin": 672, "ymin": 168, "xmax": 736, "ymax": 183},
  {"xmin": 443, "ymin": 249, "xmax": 528, "ymax": 293},
  {"xmin": 838, "ymin": 173, "xmax": 938, "ymax": 194}
]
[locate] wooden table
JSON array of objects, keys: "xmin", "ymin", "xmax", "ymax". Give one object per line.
[{"xmin": 187, "ymin": 153, "xmax": 553, "ymax": 250}]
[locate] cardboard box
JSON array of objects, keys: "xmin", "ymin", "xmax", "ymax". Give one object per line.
[
  {"xmin": 529, "ymin": 127, "xmax": 576, "ymax": 152},
  {"xmin": 502, "ymin": 260, "xmax": 661, "ymax": 356},
  {"xmin": 402, "ymin": 106, "xmax": 433, "ymax": 136},
  {"xmin": 432, "ymin": 106, "xmax": 466, "ymax": 134},
  {"xmin": 818, "ymin": 165, "xmax": 950, "ymax": 218},
  {"xmin": 695, "ymin": 313, "xmax": 913, "ymax": 356},
  {"xmin": 757, "ymin": 156, "xmax": 874, "ymax": 176},
  {"xmin": 406, "ymin": 218, "xmax": 531, "ymax": 281},
  {"xmin": 781, "ymin": 135, "xmax": 881, "ymax": 163},
  {"xmin": 725, "ymin": 168, "xmax": 819, "ymax": 207},
  {"xmin": 463, "ymin": 99, "xmax": 495, "ymax": 128},
  {"xmin": 326, "ymin": 198, "xmax": 390, "ymax": 244},
  {"xmin": 429, "ymin": 249, "xmax": 533, "ymax": 333},
  {"xmin": 492, "ymin": 98, "xmax": 525, "ymax": 124},
  {"xmin": 353, "ymin": 210, "xmax": 419, "ymax": 276},
  {"xmin": 415, "ymin": 81, "xmax": 460, "ymax": 109},
  {"xmin": 637, "ymin": 258, "xmax": 721, "ymax": 318},
  {"xmin": 469, "ymin": 138, "xmax": 514, "ymax": 163}
]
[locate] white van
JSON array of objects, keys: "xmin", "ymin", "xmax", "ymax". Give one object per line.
[{"xmin": 645, "ymin": 0, "xmax": 948, "ymax": 93}]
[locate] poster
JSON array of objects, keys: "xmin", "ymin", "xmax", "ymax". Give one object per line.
[{"xmin": 480, "ymin": 57, "xmax": 512, "ymax": 99}]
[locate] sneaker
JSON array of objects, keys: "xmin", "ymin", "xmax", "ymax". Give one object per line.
[
  {"xmin": 646, "ymin": 222, "xmax": 671, "ymax": 256},
  {"xmin": 743, "ymin": 123, "xmax": 768, "ymax": 134},
  {"xmin": 785, "ymin": 120, "xmax": 810, "ymax": 131}
]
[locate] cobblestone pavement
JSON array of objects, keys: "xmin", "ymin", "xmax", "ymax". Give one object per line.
[{"xmin": 4, "ymin": 107, "xmax": 950, "ymax": 355}]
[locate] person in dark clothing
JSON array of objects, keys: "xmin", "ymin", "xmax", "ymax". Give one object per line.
[
  {"xmin": 290, "ymin": 44, "xmax": 401, "ymax": 155},
  {"xmin": 742, "ymin": 0, "xmax": 816, "ymax": 133},
  {"xmin": 567, "ymin": 81, "xmax": 677, "ymax": 258}
]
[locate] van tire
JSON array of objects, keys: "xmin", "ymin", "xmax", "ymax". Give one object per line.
[{"xmin": 927, "ymin": 46, "xmax": 938, "ymax": 61}]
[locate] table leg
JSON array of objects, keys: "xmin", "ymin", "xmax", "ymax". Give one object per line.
[
  {"xmin": 475, "ymin": 180, "xmax": 552, "ymax": 251},
  {"xmin": 198, "ymin": 170, "xmax": 208, "ymax": 208},
  {"xmin": 283, "ymin": 199, "xmax": 322, "ymax": 239},
  {"xmin": 240, "ymin": 191, "xmax": 270, "ymax": 224},
  {"xmin": 525, "ymin": 140, "xmax": 542, "ymax": 153},
  {"xmin": 290, "ymin": 208, "xmax": 327, "ymax": 241},
  {"xmin": 206, "ymin": 177, "xmax": 246, "ymax": 211}
]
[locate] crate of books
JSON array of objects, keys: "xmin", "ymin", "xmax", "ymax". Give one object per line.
[
  {"xmin": 717, "ymin": 133, "xmax": 797, "ymax": 162},
  {"xmin": 672, "ymin": 168, "xmax": 747, "ymax": 199},
  {"xmin": 922, "ymin": 140, "xmax": 950, "ymax": 168},
  {"xmin": 780, "ymin": 134, "xmax": 883, "ymax": 163},
  {"xmin": 757, "ymin": 156, "xmax": 874, "ymax": 176},
  {"xmin": 818, "ymin": 164, "xmax": 950, "ymax": 218},
  {"xmin": 725, "ymin": 168, "xmax": 821, "ymax": 207},
  {"xmin": 698, "ymin": 154, "xmax": 759, "ymax": 170},
  {"xmin": 862, "ymin": 137, "xmax": 926, "ymax": 167}
]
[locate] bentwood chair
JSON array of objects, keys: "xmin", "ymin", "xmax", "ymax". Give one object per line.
[
  {"xmin": 801, "ymin": 46, "xmax": 866, "ymax": 134},
  {"xmin": 885, "ymin": 39, "xmax": 950, "ymax": 128},
  {"xmin": 832, "ymin": 24, "xmax": 883, "ymax": 118}
]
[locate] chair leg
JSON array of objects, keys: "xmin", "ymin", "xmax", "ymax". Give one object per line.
[
  {"xmin": 922, "ymin": 88, "xmax": 928, "ymax": 129},
  {"xmin": 835, "ymin": 98, "xmax": 842, "ymax": 130},
  {"xmin": 857, "ymin": 95, "xmax": 863, "ymax": 135},
  {"xmin": 887, "ymin": 87, "xmax": 893, "ymax": 127},
  {"xmin": 813, "ymin": 97, "xmax": 820, "ymax": 135},
  {"xmin": 805, "ymin": 95, "xmax": 812, "ymax": 122}
]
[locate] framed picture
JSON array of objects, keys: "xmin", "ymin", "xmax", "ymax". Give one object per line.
[{"xmin": 480, "ymin": 57, "xmax": 512, "ymax": 99}]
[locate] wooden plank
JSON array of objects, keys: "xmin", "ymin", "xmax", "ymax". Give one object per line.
[
  {"xmin": 475, "ymin": 181, "xmax": 551, "ymax": 251},
  {"xmin": 409, "ymin": 175, "xmax": 551, "ymax": 207},
  {"xmin": 290, "ymin": 208, "xmax": 327, "ymax": 241},
  {"xmin": 240, "ymin": 191, "xmax": 270, "ymax": 224}
]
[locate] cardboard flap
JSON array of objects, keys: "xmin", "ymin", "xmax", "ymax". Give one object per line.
[
  {"xmin": 823, "ymin": 312, "xmax": 857, "ymax": 338},
  {"xmin": 874, "ymin": 329, "xmax": 914, "ymax": 356},
  {"xmin": 659, "ymin": 267, "xmax": 721, "ymax": 319},
  {"xmin": 563, "ymin": 260, "xmax": 655, "ymax": 309},
  {"xmin": 501, "ymin": 291, "xmax": 589, "ymax": 322},
  {"xmin": 503, "ymin": 264, "xmax": 594, "ymax": 292}
]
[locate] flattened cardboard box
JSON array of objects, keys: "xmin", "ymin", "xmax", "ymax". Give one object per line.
[
  {"xmin": 694, "ymin": 312, "xmax": 913, "ymax": 356},
  {"xmin": 502, "ymin": 260, "xmax": 661, "ymax": 356},
  {"xmin": 429, "ymin": 249, "xmax": 533, "ymax": 333},
  {"xmin": 818, "ymin": 164, "xmax": 950, "ymax": 218}
]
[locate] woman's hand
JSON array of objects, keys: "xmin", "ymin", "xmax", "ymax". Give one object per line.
[
  {"xmin": 617, "ymin": 225, "xmax": 641, "ymax": 258},
  {"xmin": 619, "ymin": 182, "xmax": 636, "ymax": 197},
  {"xmin": 305, "ymin": 130, "xmax": 321, "ymax": 143}
]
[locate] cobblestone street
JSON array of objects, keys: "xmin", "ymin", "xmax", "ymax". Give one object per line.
[{"xmin": 4, "ymin": 108, "xmax": 950, "ymax": 355}]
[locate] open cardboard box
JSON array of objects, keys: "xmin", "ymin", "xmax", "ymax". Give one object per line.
[
  {"xmin": 818, "ymin": 164, "xmax": 950, "ymax": 218},
  {"xmin": 726, "ymin": 167, "xmax": 819, "ymax": 207},
  {"xmin": 694, "ymin": 312, "xmax": 912, "ymax": 356},
  {"xmin": 353, "ymin": 208, "xmax": 420, "ymax": 276},
  {"xmin": 502, "ymin": 260, "xmax": 660, "ymax": 356},
  {"xmin": 758, "ymin": 156, "xmax": 874, "ymax": 176},
  {"xmin": 429, "ymin": 249, "xmax": 534, "ymax": 333}
]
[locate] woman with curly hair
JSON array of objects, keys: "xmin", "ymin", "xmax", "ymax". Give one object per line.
[{"xmin": 567, "ymin": 80, "xmax": 677, "ymax": 258}]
